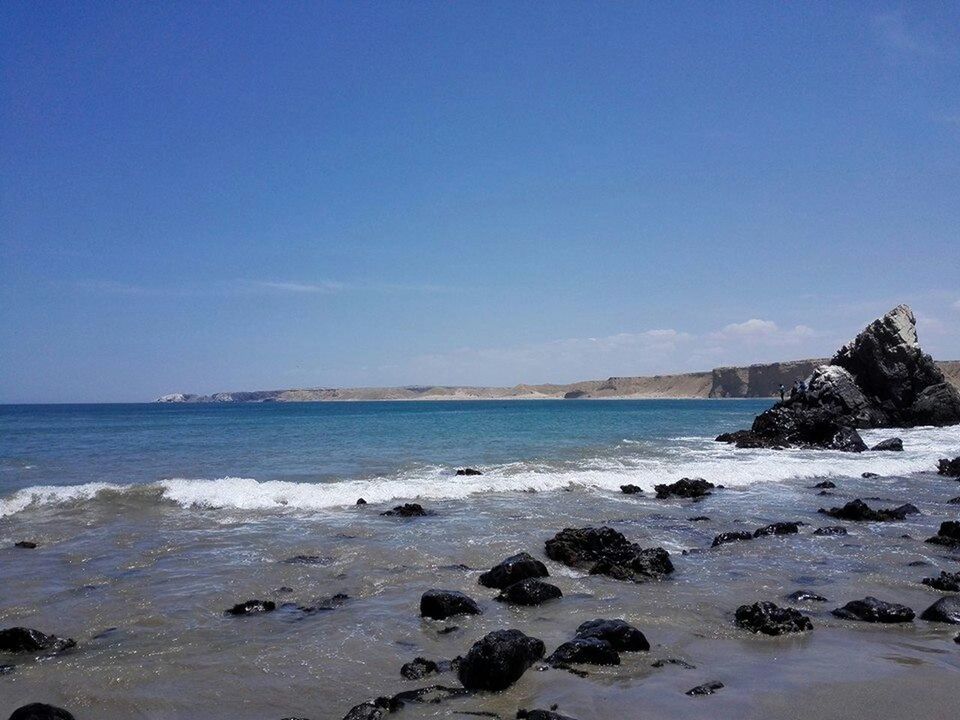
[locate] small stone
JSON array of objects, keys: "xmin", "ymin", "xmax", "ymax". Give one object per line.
[
  {"xmin": 735, "ymin": 601, "xmax": 813, "ymax": 635},
  {"xmin": 225, "ymin": 600, "xmax": 276, "ymax": 616},
  {"xmin": 574, "ymin": 619, "xmax": 649, "ymax": 651},
  {"xmin": 686, "ymin": 681, "xmax": 724, "ymax": 696},
  {"xmin": 356, "ymin": 498, "xmax": 367, "ymax": 505},
  {"xmin": 495, "ymin": 578, "xmax": 562, "ymax": 606},
  {"xmin": 871, "ymin": 438, "xmax": 903, "ymax": 451},
  {"xmin": 381, "ymin": 503, "xmax": 431, "ymax": 517},
  {"xmin": 786, "ymin": 590, "xmax": 828, "ymax": 603},
  {"xmin": 862, "ymin": 472, "xmax": 880, "ymax": 478},
  {"xmin": 546, "ymin": 637, "xmax": 620, "ymax": 666}
]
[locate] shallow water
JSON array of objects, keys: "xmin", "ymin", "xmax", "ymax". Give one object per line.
[{"xmin": 1, "ymin": 402, "xmax": 959, "ymax": 719}]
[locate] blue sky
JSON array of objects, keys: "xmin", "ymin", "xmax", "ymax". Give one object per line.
[{"xmin": 2, "ymin": 2, "xmax": 959, "ymax": 402}]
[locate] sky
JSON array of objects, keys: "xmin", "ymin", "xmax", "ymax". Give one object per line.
[{"xmin": 1, "ymin": 2, "xmax": 959, "ymax": 403}]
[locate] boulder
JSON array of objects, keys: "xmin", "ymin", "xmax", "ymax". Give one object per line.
[
  {"xmin": 919, "ymin": 596, "xmax": 960, "ymax": 624},
  {"xmin": 478, "ymin": 552, "xmax": 548, "ymax": 589},
  {"xmin": 381, "ymin": 503, "xmax": 432, "ymax": 517},
  {"xmin": 686, "ymin": 681, "xmax": 724, "ymax": 696},
  {"xmin": 735, "ymin": 601, "xmax": 813, "ymax": 636},
  {"xmin": 832, "ymin": 597, "xmax": 915, "ymax": 623},
  {"xmin": 921, "ymin": 571, "xmax": 960, "ymax": 592},
  {"xmin": 574, "ymin": 619, "xmax": 649, "ymax": 651},
  {"xmin": 620, "ymin": 484, "xmax": 643, "ymax": 495},
  {"xmin": 545, "ymin": 526, "xmax": 673, "ymax": 583},
  {"xmin": 786, "ymin": 590, "xmax": 828, "ymax": 603},
  {"xmin": 0, "ymin": 628, "xmax": 76, "ymax": 654},
  {"xmin": 457, "ymin": 629, "xmax": 545, "ymax": 691},
  {"xmin": 356, "ymin": 498, "xmax": 367, "ymax": 505},
  {"xmin": 225, "ymin": 600, "xmax": 275, "ymax": 616},
  {"xmin": 818, "ymin": 499, "xmax": 918, "ymax": 522},
  {"xmin": 654, "ymin": 478, "xmax": 714, "ymax": 499},
  {"xmin": 910, "ymin": 383, "xmax": 960, "ymax": 426},
  {"xmin": 546, "ymin": 637, "xmax": 620, "ymax": 666},
  {"xmin": 420, "ymin": 590, "xmax": 481, "ymax": 620},
  {"xmin": 495, "ymin": 578, "xmax": 562, "ymax": 606},
  {"xmin": 871, "ymin": 438, "xmax": 903, "ymax": 451},
  {"xmin": 753, "ymin": 522, "xmax": 800, "ymax": 537},
  {"xmin": 925, "ymin": 521, "xmax": 960, "ymax": 548},
  {"xmin": 342, "ymin": 700, "xmax": 390, "ymax": 720},
  {"xmin": 938, "ymin": 457, "xmax": 960, "ymax": 477},
  {"xmin": 948, "ymin": 497, "xmax": 960, "ymax": 505},
  {"xmin": 8, "ymin": 706, "xmax": 76, "ymax": 720},
  {"xmin": 813, "ymin": 526, "xmax": 848, "ymax": 536},
  {"xmin": 712, "ymin": 531, "xmax": 753, "ymax": 547}
]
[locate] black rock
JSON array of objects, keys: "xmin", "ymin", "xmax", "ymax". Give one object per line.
[
  {"xmin": 517, "ymin": 710, "xmax": 577, "ymax": 720},
  {"xmin": 0, "ymin": 664, "xmax": 13, "ymax": 675},
  {"xmin": 871, "ymin": 438, "xmax": 903, "ymax": 451},
  {"xmin": 381, "ymin": 503, "xmax": 432, "ymax": 517},
  {"xmin": 955, "ymin": 633, "xmax": 960, "ymax": 644},
  {"xmin": 225, "ymin": 600, "xmax": 276, "ymax": 616},
  {"xmin": 938, "ymin": 457, "xmax": 960, "ymax": 477},
  {"xmin": 457, "ymin": 468, "xmax": 483, "ymax": 476},
  {"xmin": 654, "ymin": 478, "xmax": 715, "ymax": 500},
  {"xmin": 420, "ymin": 590, "xmax": 481, "ymax": 620},
  {"xmin": 546, "ymin": 637, "xmax": 620, "ymax": 666},
  {"xmin": 356, "ymin": 498, "xmax": 367, "ymax": 505},
  {"xmin": 574, "ymin": 619, "xmax": 649, "ymax": 651},
  {"xmin": 495, "ymin": 578, "xmax": 562, "ymax": 606},
  {"xmin": 948, "ymin": 497, "xmax": 960, "ymax": 505},
  {"xmin": 754, "ymin": 522, "xmax": 800, "ymax": 537},
  {"xmin": 735, "ymin": 601, "xmax": 813, "ymax": 636},
  {"xmin": 342, "ymin": 699, "xmax": 390, "ymax": 720},
  {"xmin": 921, "ymin": 571, "xmax": 960, "ymax": 592},
  {"xmin": 478, "ymin": 552, "xmax": 549, "ymax": 589},
  {"xmin": 389, "ymin": 685, "xmax": 469, "ymax": 711},
  {"xmin": 814, "ymin": 526, "xmax": 848, "ymax": 536},
  {"xmin": 712, "ymin": 531, "xmax": 753, "ymax": 547},
  {"xmin": 686, "ymin": 681, "xmax": 724, "ymax": 696},
  {"xmin": 651, "ymin": 658, "xmax": 695, "ymax": 669},
  {"xmin": 925, "ymin": 521, "xmax": 960, "ymax": 548},
  {"xmin": 818, "ymin": 498, "xmax": 919, "ymax": 522},
  {"xmin": 832, "ymin": 597, "xmax": 915, "ymax": 623},
  {"xmin": 620, "ymin": 484, "xmax": 643, "ymax": 495},
  {"xmin": 8, "ymin": 705, "xmax": 76, "ymax": 720},
  {"xmin": 813, "ymin": 481, "xmax": 836, "ymax": 489},
  {"xmin": 688, "ymin": 516, "xmax": 710, "ymax": 522},
  {"xmin": 862, "ymin": 472, "xmax": 880, "ymax": 478},
  {"xmin": 282, "ymin": 555, "xmax": 331, "ymax": 565},
  {"xmin": 786, "ymin": 590, "xmax": 828, "ymax": 603},
  {"xmin": 0, "ymin": 628, "xmax": 76, "ymax": 654},
  {"xmin": 400, "ymin": 657, "xmax": 439, "ymax": 680},
  {"xmin": 545, "ymin": 526, "xmax": 673, "ymax": 583},
  {"xmin": 457, "ymin": 629, "xmax": 545, "ymax": 691},
  {"xmin": 919, "ymin": 596, "xmax": 960, "ymax": 624},
  {"xmin": 14, "ymin": 541, "xmax": 37, "ymax": 549}
]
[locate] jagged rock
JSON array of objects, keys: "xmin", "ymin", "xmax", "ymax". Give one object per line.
[
  {"xmin": 574, "ymin": 619, "xmax": 649, "ymax": 651},
  {"xmin": 818, "ymin": 499, "xmax": 918, "ymax": 522},
  {"xmin": 389, "ymin": 685, "xmax": 469, "ymax": 710},
  {"xmin": 225, "ymin": 600, "xmax": 275, "ymax": 616},
  {"xmin": 401, "ymin": 657, "xmax": 439, "ymax": 680},
  {"xmin": 814, "ymin": 526, "xmax": 848, "ymax": 536},
  {"xmin": 495, "ymin": 579, "xmax": 562, "ymax": 606},
  {"xmin": 919, "ymin": 596, "xmax": 960, "ymax": 624},
  {"xmin": 871, "ymin": 438, "xmax": 903, "ymax": 451},
  {"xmin": 0, "ymin": 628, "xmax": 76, "ymax": 654},
  {"xmin": 786, "ymin": 590, "xmax": 828, "ymax": 603},
  {"xmin": 712, "ymin": 531, "xmax": 753, "ymax": 547},
  {"xmin": 735, "ymin": 601, "xmax": 812, "ymax": 636},
  {"xmin": 925, "ymin": 521, "xmax": 960, "ymax": 548},
  {"xmin": 546, "ymin": 637, "xmax": 620, "ymax": 666},
  {"xmin": 813, "ymin": 481, "xmax": 836, "ymax": 489},
  {"xmin": 715, "ymin": 430, "xmax": 767, "ymax": 448},
  {"xmin": 620, "ymin": 484, "xmax": 643, "ymax": 494},
  {"xmin": 938, "ymin": 457, "xmax": 960, "ymax": 477},
  {"xmin": 545, "ymin": 526, "xmax": 673, "ymax": 583},
  {"xmin": 832, "ymin": 597, "xmax": 915, "ymax": 623},
  {"xmin": 14, "ymin": 541, "xmax": 37, "ymax": 549},
  {"xmin": 457, "ymin": 629, "xmax": 545, "ymax": 691},
  {"xmin": 517, "ymin": 710, "xmax": 578, "ymax": 720},
  {"xmin": 921, "ymin": 571, "xmax": 960, "ymax": 592},
  {"xmin": 420, "ymin": 590, "xmax": 481, "ymax": 620},
  {"xmin": 457, "ymin": 468, "xmax": 483, "ymax": 476},
  {"xmin": 8, "ymin": 705, "xmax": 76, "ymax": 720},
  {"xmin": 654, "ymin": 478, "xmax": 714, "ymax": 499},
  {"xmin": 754, "ymin": 522, "xmax": 800, "ymax": 537},
  {"xmin": 478, "ymin": 552, "xmax": 548, "ymax": 589},
  {"xmin": 381, "ymin": 503, "xmax": 432, "ymax": 517},
  {"xmin": 910, "ymin": 383, "xmax": 960, "ymax": 426},
  {"xmin": 686, "ymin": 681, "xmax": 724, "ymax": 696}
]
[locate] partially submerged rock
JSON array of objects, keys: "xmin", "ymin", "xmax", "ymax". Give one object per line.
[
  {"xmin": 654, "ymin": 478, "xmax": 714, "ymax": 500},
  {"xmin": 517, "ymin": 710, "xmax": 577, "ymax": 720},
  {"xmin": 14, "ymin": 541, "xmax": 37, "ymax": 549},
  {"xmin": 925, "ymin": 521, "xmax": 960, "ymax": 548},
  {"xmin": 938, "ymin": 457, "xmax": 960, "ymax": 477},
  {"xmin": 813, "ymin": 526, "xmax": 848, "ymax": 536},
  {"xmin": 818, "ymin": 499, "xmax": 918, "ymax": 522},
  {"xmin": 712, "ymin": 531, "xmax": 752, "ymax": 548},
  {"xmin": 871, "ymin": 438, "xmax": 903, "ymax": 451},
  {"xmin": 420, "ymin": 590, "xmax": 481, "ymax": 620},
  {"xmin": 753, "ymin": 522, "xmax": 800, "ymax": 537},
  {"xmin": 545, "ymin": 526, "xmax": 673, "ymax": 583},
  {"xmin": 457, "ymin": 629, "xmax": 545, "ymax": 691},
  {"xmin": 457, "ymin": 468, "xmax": 483, "ymax": 476},
  {"xmin": 478, "ymin": 552, "xmax": 548, "ymax": 590},
  {"xmin": 686, "ymin": 681, "xmax": 724, "ymax": 696},
  {"xmin": 619, "ymin": 484, "xmax": 643, "ymax": 495},
  {"xmin": 832, "ymin": 597, "xmax": 915, "ymax": 623},
  {"xmin": 921, "ymin": 571, "xmax": 960, "ymax": 592},
  {"xmin": 389, "ymin": 685, "xmax": 469, "ymax": 711},
  {"xmin": 735, "ymin": 601, "xmax": 812, "ymax": 636},
  {"xmin": 0, "ymin": 627, "xmax": 76, "ymax": 654},
  {"xmin": 381, "ymin": 503, "xmax": 432, "ymax": 517},
  {"xmin": 8, "ymin": 705, "xmax": 76, "ymax": 720},
  {"xmin": 342, "ymin": 699, "xmax": 390, "ymax": 720},
  {"xmin": 495, "ymin": 578, "xmax": 562, "ymax": 606},
  {"xmin": 546, "ymin": 637, "xmax": 619, "ymax": 667},
  {"xmin": 919, "ymin": 596, "xmax": 960, "ymax": 624},
  {"xmin": 786, "ymin": 590, "xmax": 828, "ymax": 603},
  {"xmin": 225, "ymin": 600, "xmax": 276, "ymax": 616},
  {"xmin": 574, "ymin": 619, "xmax": 649, "ymax": 651},
  {"xmin": 813, "ymin": 481, "xmax": 836, "ymax": 489}
]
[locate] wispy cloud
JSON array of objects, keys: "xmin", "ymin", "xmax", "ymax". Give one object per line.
[{"xmin": 249, "ymin": 280, "xmax": 344, "ymax": 294}]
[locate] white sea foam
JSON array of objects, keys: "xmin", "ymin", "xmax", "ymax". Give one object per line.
[{"xmin": 2, "ymin": 425, "xmax": 957, "ymax": 516}]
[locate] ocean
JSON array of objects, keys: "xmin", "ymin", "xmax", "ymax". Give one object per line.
[{"xmin": 1, "ymin": 400, "xmax": 959, "ymax": 719}]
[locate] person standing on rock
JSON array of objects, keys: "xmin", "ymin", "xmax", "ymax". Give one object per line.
[{"xmin": 779, "ymin": 383, "xmax": 785, "ymax": 402}]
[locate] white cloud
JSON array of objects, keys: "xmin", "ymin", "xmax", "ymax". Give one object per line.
[
  {"xmin": 709, "ymin": 319, "xmax": 815, "ymax": 346},
  {"xmin": 250, "ymin": 280, "xmax": 344, "ymax": 294}
]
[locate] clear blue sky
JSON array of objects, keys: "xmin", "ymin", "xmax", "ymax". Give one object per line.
[{"xmin": 2, "ymin": 2, "xmax": 959, "ymax": 402}]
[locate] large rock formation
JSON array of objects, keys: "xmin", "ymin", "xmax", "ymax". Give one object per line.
[{"xmin": 718, "ymin": 306, "xmax": 960, "ymax": 450}]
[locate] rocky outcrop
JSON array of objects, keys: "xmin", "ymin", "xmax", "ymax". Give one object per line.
[
  {"xmin": 925, "ymin": 521, "xmax": 960, "ymax": 548},
  {"xmin": 654, "ymin": 478, "xmax": 715, "ymax": 499},
  {"xmin": 544, "ymin": 527, "xmax": 674, "ymax": 583},
  {"xmin": 818, "ymin": 499, "xmax": 919, "ymax": 522},
  {"xmin": 938, "ymin": 457, "xmax": 960, "ymax": 477},
  {"xmin": 921, "ymin": 571, "xmax": 960, "ymax": 592},
  {"xmin": 735, "ymin": 601, "xmax": 813, "ymax": 636}
]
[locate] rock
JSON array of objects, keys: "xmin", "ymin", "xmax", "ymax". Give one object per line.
[
  {"xmin": 813, "ymin": 526, "xmax": 848, "ymax": 536},
  {"xmin": 420, "ymin": 590, "xmax": 481, "ymax": 620},
  {"xmin": 225, "ymin": 600, "xmax": 276, "ymax": 616},
  {"xmin": 282, "ymin": 555, "xmax": 332, "ymax": 565},
  {"xmin": 545, "ymin": 526, "xmax": 673, "ymax": 583},
  {"xmin": 786, "ymin": 590, "xmax": 828, "ymax": 603},
  {"xmin": 654, "ymin": 478, "xmax": 715, "ymax": 500},
  {"xmin": 356, "ymin": 498, "xmax": 367, "ymax": 505},
  {"xmin": 862, "ymin": 472, "xmax": 880, "ymax": 478},
  {"xmin": 813, "ymin": 481, "xmax": 836, "ymax": 489},
  {"xmin": 921, "ymin": 571, "xmax": 960, "ymax": 592},
  {"xmin": 938, "ymin": 457, "xmax": 960, "ymax": 477},
  {"xmin": 911, "ymin": 383, "xmax": 960, "ymax": 426},
  {"xmin": 712, "ymin": 531, "xmax": 753, "ymax": 547},
  {"xmin": 8, "ymin": 706, "xmax": 76, "ymax": 720},
  {"xmin": 14, "ymin": 541, "xmax": 37, "ymax": 549},
  {"xmin": 948, "ymin": 497, "xmax": 960, "ymax": 505},
  {"xmin": 832, "ymin": 597, "xmax": 915, "ymax": 623},
  {"xmin": 919, "ymin": 596, "xmax": 960, "ymax": 624},
  {"xmin": 716, "ymin": 430, "xmax": 768, "ymax": 448},
  {"xmin": 457, "ymin": 629, "xmax": 545, "ymax": 691},
  {"xmin": 753, "ymin": 522, "xmax": 800, "ymax": 537},
  {"xmin": 651, "ymin": 658, "xmax": 695, "ymax": 669},
  {"xmin": 818, "ymin": 499, "xmax": 918, "ymax": 522},
  {"xmin": 389, "ymin": 685, "xmax": 469, "ymax": 710},
  {"xmin": 925, "ymin": 521, "xmax": 960, "ymax": 548},
  {"xmin": 956, "ymin": 633, "xmax": 960, "ymax": 644},
  {"xmin": 401, "ymin": 657, "xmax": 438, "ymax": 680},
  {"xmin": 478, "ymin": 552, "xmax": 549, "ymax": 589},
  {"xmin": 0, "ymin": 664, "xmax": 13, "ymax": 675},
  {"xmin": 381, "ymin": 503, "xmax": 432, "ymax": 517},
  {"xmin": 546, "ymin": 637, "xmax": 620, "ymax": 666},
  {"xmin": 574, "ymin": 619, "xmax": 649, "ymax": 651},
  {"xmin": 457, "ymin": 468, "xmax": 483, "ymax": 476},
  {"xmin": 620, "ymin": 484, "xmax": 643, "ymax": 494},
  {"xmin": 688, "ymin": 516, "xmax": 710, "ymax": 522},
  {"xmin": 735, "ymin": 601, "xmax": 812, "ymax": 636},
  {"xmin": 495, "ymin": 578, "xmax": 562, "ymax": 606},
  {"xmin": 517, "ymin": 710, "xmax": 577, "ymax": 720},
  {"xmin": 686, "ymin": 681, "xmax": 724, "ymax": 696},
  {"xmin": 342, "ymin": 699, "xmax": 390, "ymax": 720},
  {"xmin": 871, "ymin": 438, "xmax": 903, "ymax": 451},
  {"xmin": 0, "ymin": 628, "xmax": 76, "ymax": 654},
  {"xmin": 747, "ymin": 403, "xmax": 868, "ymax": 452}
]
